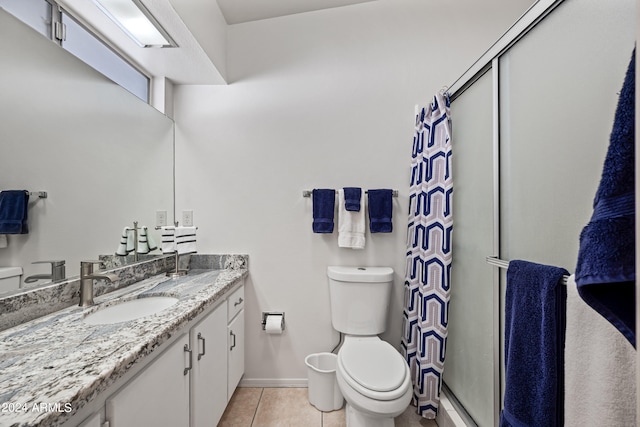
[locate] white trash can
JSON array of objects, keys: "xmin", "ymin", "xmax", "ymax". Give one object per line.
[{"xmin": 304, "ymin": 352, "xmax": 344, "ymax": 412}]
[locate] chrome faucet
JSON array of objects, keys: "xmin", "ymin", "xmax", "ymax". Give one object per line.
[
  {"xmin": 79, "ymin": 261, "xmax": 119, "ymax": 307},
  {"xmin": 24, "ymin": 260, "xmax": 66, "ymax": 283}
]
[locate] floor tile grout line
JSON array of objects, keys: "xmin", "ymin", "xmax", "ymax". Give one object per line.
[{"xmin": 250, "ymin": 387, "xmax": 264, "ymax": 427}]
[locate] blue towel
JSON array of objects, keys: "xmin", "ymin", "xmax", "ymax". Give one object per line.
[
  {"xmin": 575, "ymin": 49, "xmax": 636, "ymax": 347},
  {"xmin": 500, "ymin": 260, "xmax": 568, "ymax": 427},
  {"xmin": 343, "ymin": 187, "xmax": 361, "ymax": 212},
  {"xmin": 0, "ymin": 190, "xmax": 29, "ymax": 234},
  {"xmin": 312, "ymin": 189, "xmax": 335, "ymax": 233},
  {"xmin": 367, "ymin": 189, "xmax": 393, "ymax": 233}
]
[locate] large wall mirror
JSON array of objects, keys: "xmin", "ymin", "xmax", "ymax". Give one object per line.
[{"xmin": 0, "ymin": 8, "xmax": 174, "ymax": 295}]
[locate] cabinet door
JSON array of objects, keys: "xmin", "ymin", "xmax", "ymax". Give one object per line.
[
  {"xmin": 227, "ymin": 285, "xmax": 244, "ymax": 322},
  {"xmin": 227, "ymin": 310, "xmax": 245, "ymax": 399},
  {"xmin": 106, "ymin": 334, "xmax": 190, "ymax": 427},
  {"xmin": 191, "ymin": 302, "xmax": 228, "ymax": 427},
  {"xmin": 77, "ymin": 411, "xmax": 101, "ymax": 427}
]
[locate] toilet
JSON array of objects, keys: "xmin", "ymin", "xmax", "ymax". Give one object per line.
[
  {"xmin": 327, "ymin": 266, "xmax": 412, "ymax": 427},
  {"xmin": 0, "ymin": 267, "xmax": 23, "ymax": 293}
]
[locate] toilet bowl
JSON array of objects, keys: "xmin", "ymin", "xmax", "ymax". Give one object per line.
[
  {"xmin": 327, "ymin": 266, "xmax": 412, "ymax": 427},
  {"xmin": 336, "ymin": 336, "xmax": 412, "ymax": 427}
]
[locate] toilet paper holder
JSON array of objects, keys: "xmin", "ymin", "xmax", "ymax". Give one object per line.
[{"xmin": 262, "ymin": 312, "xmax": 285, "ymax": 331}]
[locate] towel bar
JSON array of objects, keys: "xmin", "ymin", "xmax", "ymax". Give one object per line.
[
  {"xmin": 1, "ymin": 191, "xmax": 46, "ymax": 198},
  {"xmin": 26, "ymin": 191, "xmax": 47, "ymax": 199},
  {"xmin": 486, "ymin": 256, "xmax": 569, "ymax": 285},
  {"xmin": 302, "ymin": 189, "xmax": 399, "ymax": 198}
]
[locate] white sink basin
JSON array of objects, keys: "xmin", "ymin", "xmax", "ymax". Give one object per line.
[{"xmin": 83, "ymin": 296, "xmax": 179, "ymax": 325}]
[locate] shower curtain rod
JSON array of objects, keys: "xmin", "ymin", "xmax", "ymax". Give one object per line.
[{"xmin": 485, "ymin": 256, "xmax": 570, "ymax": 286}]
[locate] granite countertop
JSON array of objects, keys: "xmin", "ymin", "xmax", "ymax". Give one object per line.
[{"xmin": 0, "ymin": 266, "xmax": 248, "ymax": 427}]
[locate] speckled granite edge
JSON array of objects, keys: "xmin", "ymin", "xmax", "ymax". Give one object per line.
[
  {"xmin": 0, "ymin": 254, "xmax": 248, "ymax": 332},
  {"xmin": 188, "ymin": 254, "xmax": 249, "ymax": 270}
]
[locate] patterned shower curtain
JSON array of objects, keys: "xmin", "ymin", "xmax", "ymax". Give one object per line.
[{"xmin": 401, "ymin": 92, "xmax": 453, "ymax": 418}]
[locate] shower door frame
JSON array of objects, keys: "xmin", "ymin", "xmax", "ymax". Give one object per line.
[
  {"xmin": 446, "ymin": 0, "xmax": 639, "ymax": 424},
  {"xmin": 448, "ymin": 2, "xmax": 565, "ymax": 423}
]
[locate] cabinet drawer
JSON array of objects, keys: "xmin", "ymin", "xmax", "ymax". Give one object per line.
[{"xmin": 227, "ymin": 285, "xmax": 244, "ymax": 321}]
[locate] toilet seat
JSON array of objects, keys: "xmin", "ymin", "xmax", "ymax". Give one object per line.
[{"xmin": 337, "ymin": 337, "xmax": 410, "ymax": 401}]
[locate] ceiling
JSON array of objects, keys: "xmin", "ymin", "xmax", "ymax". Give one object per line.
[
  {"xmin": 216, "ymin": 0, "xmax": 377, "ymax": 25},
  {"xmin": 55, "ymin": 0, "xmax": 379, "ymax": 87}
]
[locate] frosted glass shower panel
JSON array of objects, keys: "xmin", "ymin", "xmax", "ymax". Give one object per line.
[
  {"xmin": 499, "ymin": 0, "xmax": 635, "ymax": 270},
  {"xmin": 446, "ymin": 70, "xmax": 495, "ymax": 427}
]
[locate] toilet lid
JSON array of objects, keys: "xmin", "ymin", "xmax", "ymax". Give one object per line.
[{"xmin": 340, "ymin": 339, "xmax": 406, "ymax": 392}]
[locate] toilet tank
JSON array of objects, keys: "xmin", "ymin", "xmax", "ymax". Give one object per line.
[
  {"xmin": 0, "ymin": 267, "xmax": 22, "ymax": 293},
  {"xmin": 327, "ymin": 266, "xmax": 394, "ymax": 335}
]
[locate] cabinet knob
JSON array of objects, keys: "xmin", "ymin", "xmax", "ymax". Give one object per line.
[{"xmin": 234, "ymin": 297, "xmax": 244, "ymax": 307}]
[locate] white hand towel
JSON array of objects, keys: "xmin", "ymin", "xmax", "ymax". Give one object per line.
[
  {"xmin": 161, "ymin": 226, "xmax": 176, "ymax": 254},
  {"xmin": 137, "ymin": 226, "xmax": 150, "ymax": 254},
  {"xmin": 0, "ymin": 234, "xmax": 7, "ymax": 248},
  {"xmin": 338, "ymin": 189, "xmax": 365, "ymax": 249},
  {"xmin": 565, "ymin": 274, "xmax": 636, "ymax": 426},
  {"xmin": 175, "ymin": 226, "xmax": 197, "ymax": 255},
  {"xmin": 116, "ymin": 227, "xmax": 132, "ymax": 256},
  {"xmin": 145, "ymin": 227, "xmax": 158, "ymax": 252},
  {"xmin": 126, "ymin": 227, "xmax": 135, "ymax": 253}
]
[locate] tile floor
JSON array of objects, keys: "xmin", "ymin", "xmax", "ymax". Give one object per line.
[{"xmin": 218, "ymin": 387, "xmax": 438, "ymax": 427}]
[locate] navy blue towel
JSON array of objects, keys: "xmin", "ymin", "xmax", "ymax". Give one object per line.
[
  {"xmin": 312, "ymin": 189, "xmax": 335, "ymax": 233},
  {"xmin": 500, "ymin": 260, "xmax": 568, "ymax": 427},
  {"xmin": 575, "ymin": 49, "xmax": 636, "ymax": 347},
  {"xmin": 0, "ymin": 190, "xmax": 29, "ymax": 234},
  {"xmin": 367, "ymin": 189, "xmax": 393, "ymax": 233},
  {"xmin": 343, "ymin": 187, "xmax": 361, "ymax": 212}
]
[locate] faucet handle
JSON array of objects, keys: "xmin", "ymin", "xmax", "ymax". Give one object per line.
[
  {"xmin": 80, "ymin": 260, "xmax": 104, "ymax": 276},
  {"xmin": 32, "ymin": 260, "xmax": 65, "ymax": 267},
  {"xmin": 31, "ymin": 260, "xmax": 66, "ymax": 282}
]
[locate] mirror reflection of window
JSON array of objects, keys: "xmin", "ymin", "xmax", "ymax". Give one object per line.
[
  {"xmin": 0, "ymin": 0, "xmax": 149, "ymax": 102},
  {"xmin": 61, "ymin": 11, "xmax": 149, "ymax": 102}
]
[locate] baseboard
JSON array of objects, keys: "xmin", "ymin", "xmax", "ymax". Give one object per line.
[{"xmin": 239, "ymin": 378, "xmax": 309, "ymax": 388}]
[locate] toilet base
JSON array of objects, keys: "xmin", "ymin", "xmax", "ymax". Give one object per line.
[{"xmin": 345, "ymin": 403, "xmax": 395, "ymax": 427}]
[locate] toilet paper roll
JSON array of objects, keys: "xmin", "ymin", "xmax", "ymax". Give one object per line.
[{"xmin": 265, "ymin": 314, "xmax": 284, "ymax": 334}]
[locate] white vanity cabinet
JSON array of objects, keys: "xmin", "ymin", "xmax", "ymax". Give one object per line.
[
  {"xmin": 103, "ymin": 281, "xmax": 245, "ymax": 427},
  {"xmin": 190, "ymin": 301, "xmax": 228, "ymax": 427},
  {"xmin": 77, "ymin": 412, "xmax": 101, "ymax": 427},
  {"xmin": 105, "ymin": 333, "xmax": 191, "ymax": 427},
  {"xmin": 227, "ymin": 285, "xmax": 245, "ymax": 399}
]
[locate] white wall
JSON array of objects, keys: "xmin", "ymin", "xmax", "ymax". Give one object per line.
[{"xmin": 174, "ymin": 0, "xmax": 534, "ymax": 385}]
